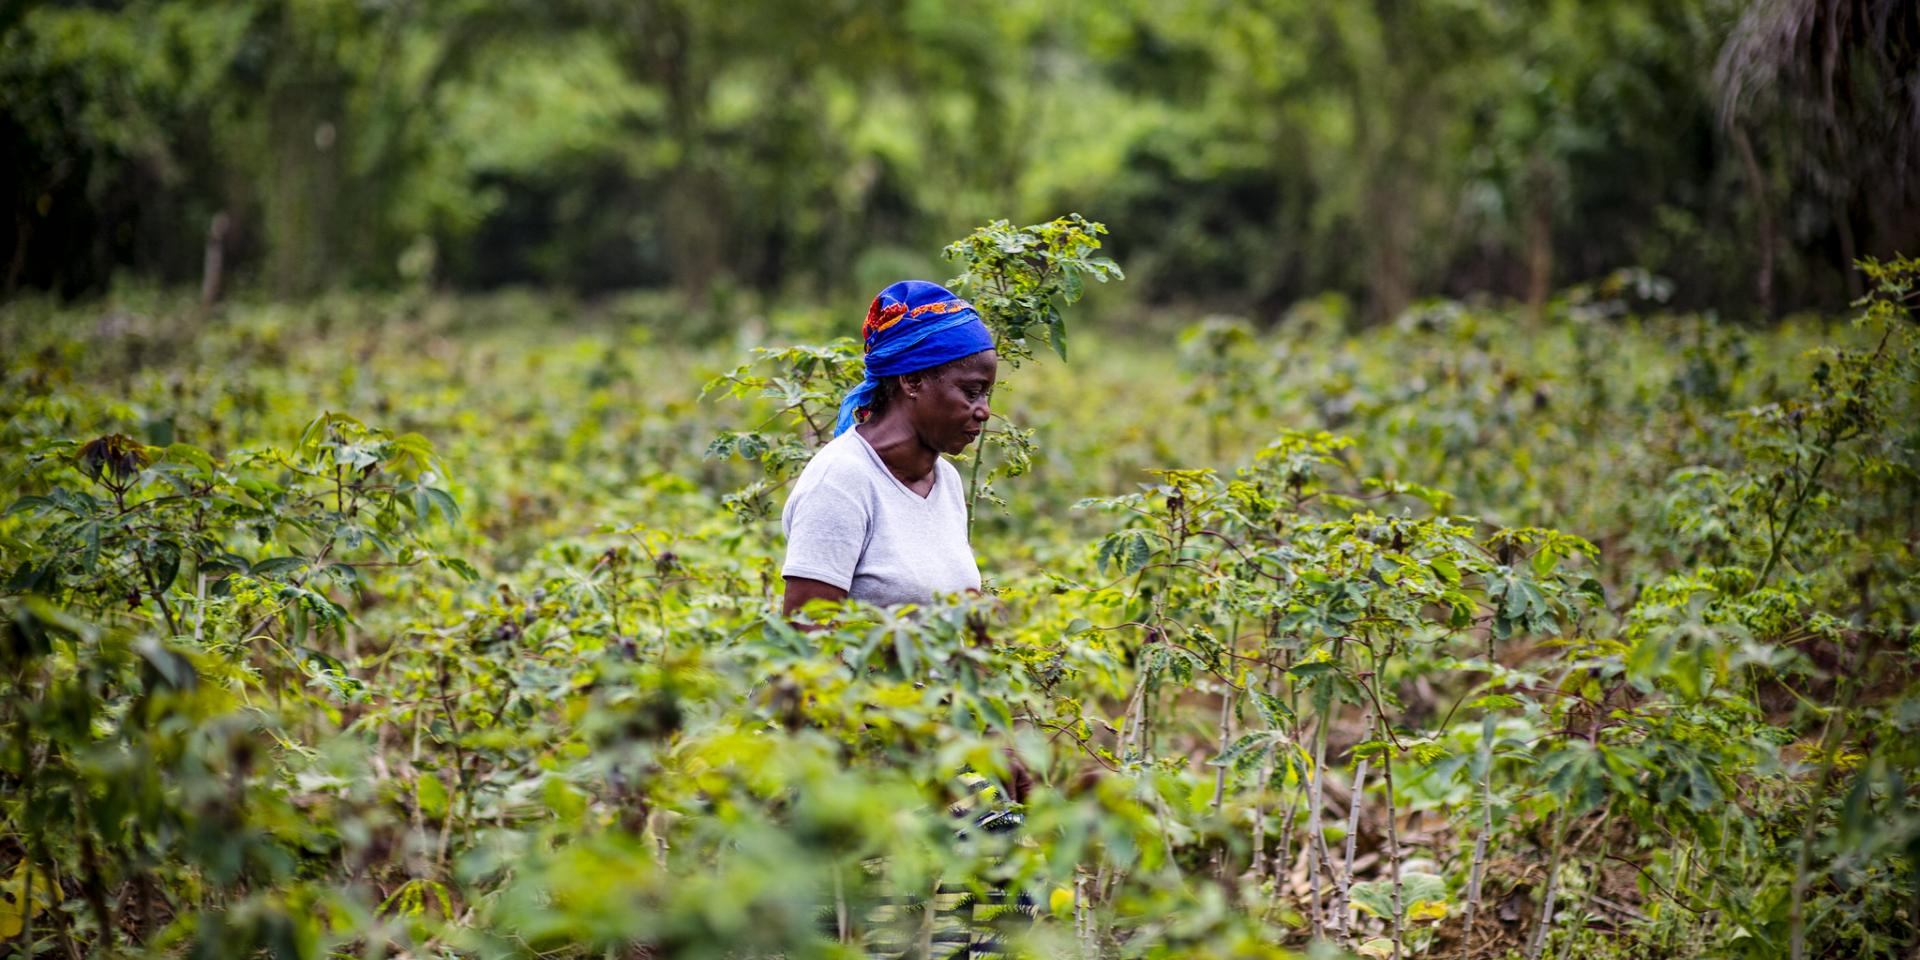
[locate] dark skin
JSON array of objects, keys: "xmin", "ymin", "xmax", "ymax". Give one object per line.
[{"xmin": 782, "ymin": 349, "xmax": 999, "ymax": 617}]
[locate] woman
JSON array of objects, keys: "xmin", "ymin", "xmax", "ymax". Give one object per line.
[{"xmin": 781, "ymin": 280, "xmax": 998, "ymax": 616}]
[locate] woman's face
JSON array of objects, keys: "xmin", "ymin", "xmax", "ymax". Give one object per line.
[{"xmin": 905, "ymin": 350, "xmax": 998, "ymax": 455}]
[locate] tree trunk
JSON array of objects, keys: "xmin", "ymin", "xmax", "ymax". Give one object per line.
[
  {"xmin": 1524, "ymin": 154, "xmax": 1555, "ymax": 322},
  {"xmin": 1730, "ymin": 125, "xmax": 1776, "ymax": 315},
  {"xmin": 200, "ymin": 213, "xmax": 230, "ymax": 307}
]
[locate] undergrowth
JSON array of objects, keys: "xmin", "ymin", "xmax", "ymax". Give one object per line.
[{"xmin": 1, "ymin": 228, "xmax": 1915, "ymax": 959}]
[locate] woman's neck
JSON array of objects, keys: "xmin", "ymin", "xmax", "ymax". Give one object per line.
[{"xmin": 856, "ymin": 415, "xmax": 939, "ymax": 487}]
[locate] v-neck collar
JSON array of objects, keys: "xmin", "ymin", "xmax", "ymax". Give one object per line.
[{"xmin": 851, "ymin": 429, "xmax": 937, "ymax": 502}]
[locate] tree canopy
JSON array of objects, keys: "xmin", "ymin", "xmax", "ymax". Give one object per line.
[{"xmin": 2, "ymin": 0, "xmax": 1915, "ymax": 316}]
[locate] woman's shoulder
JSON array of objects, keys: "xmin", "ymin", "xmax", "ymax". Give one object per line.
[
  {"xmin": 796, "ymin": 431, "xmax": 880, "ymax": 489},
  {"xmin": 784, "ymin": 434, "xmax": 878, "ymax": 532}
]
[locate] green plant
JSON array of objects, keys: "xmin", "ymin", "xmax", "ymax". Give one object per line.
[{"xmin": 0, "ymin": 252, "xmax": 1913, "ymax": 960}]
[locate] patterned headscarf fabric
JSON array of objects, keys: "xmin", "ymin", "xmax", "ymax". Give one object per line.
[{"xmin": 833, "ymin": 280, "xmax": 994, "ymax": 435}]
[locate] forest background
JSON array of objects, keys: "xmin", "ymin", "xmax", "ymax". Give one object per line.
[
  {"xmin": 4, "ymin": 0, "xmax": 1916, "ymax": 318},
  {"xmin": 4, "ymin": 3, "xmax": 1920, "ymax": 960}
]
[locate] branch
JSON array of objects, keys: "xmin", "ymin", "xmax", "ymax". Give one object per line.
[{"xmin": 1019, "ymin": 713, "xmax": 1120, "ymax": 772}]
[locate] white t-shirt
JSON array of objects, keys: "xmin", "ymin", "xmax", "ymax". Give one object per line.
[{"xmin": 780, "ymin": 429, "xmax": 982, "ymax": 607}]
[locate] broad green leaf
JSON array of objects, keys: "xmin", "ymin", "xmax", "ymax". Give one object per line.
[
  {"xmin": 417, "ymin": 772, "xmax": 449, "ymax": 819},
  {"xmin": 0, "ymin": 862, "xmax": 52, "ymax": 939}
]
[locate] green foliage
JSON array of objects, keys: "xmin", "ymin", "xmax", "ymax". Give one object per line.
[
  {"xmin": 702, "ymin": 340, "xmax": 865, "ymax": 523},
  {"xmin": 0, "ymin": 250, "xmax": 1916, "ymax": 959},
  {"xmin": 2, "ymin": 1, "xmax": 1899, "ymax": 313},
  {"xmin": 945, "ymin": 214, "xmax": 1123, "ymax": 366},
  {"xmin": 942, "ymin": 215, "xmax": 1121, "ymax": 520}
]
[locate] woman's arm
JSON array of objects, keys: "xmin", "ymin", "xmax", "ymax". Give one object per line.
[{"xmin": 782, "ymin": 576, "xmax": 849, "ymax": 619}]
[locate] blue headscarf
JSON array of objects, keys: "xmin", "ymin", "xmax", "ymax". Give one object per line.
[{"xmin": 833, "ymin": 280, "xmax": 995, "ymax": 435}]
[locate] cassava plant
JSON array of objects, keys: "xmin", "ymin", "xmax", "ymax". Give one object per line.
[{"xmin": 706, "ymin": 214, "xmax": 1124, "ymax": 532}]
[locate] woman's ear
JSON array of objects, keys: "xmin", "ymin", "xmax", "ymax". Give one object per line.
[{"xmin": 899, "ymin": 370, "xmax": 925, "ymax": 401}]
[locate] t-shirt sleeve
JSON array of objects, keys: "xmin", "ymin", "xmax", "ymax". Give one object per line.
[{"xmin": 781, "ymin": 476, "xmax": 870, "ymax": 591}]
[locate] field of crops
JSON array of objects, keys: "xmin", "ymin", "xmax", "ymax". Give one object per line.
[{"xmin": 2, "ymin": 231, "xmax": 1917, "ymax": 960}]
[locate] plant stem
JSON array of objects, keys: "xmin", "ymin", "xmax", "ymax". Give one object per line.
[
  {"xmin": 43, "ymin": 861, "xmax": 84, "ymax": 960},
  {"xmin": 1119, "ymin": 664, "xmax": 1149, "ymax": 763},
  {"xmin": 1075, "ymin": 872, "xmax": 1090, "ymax": 951},
  {"xmin": 1251, "ymin": 656, "xmax": 1278, "ymax": 883},
  {"xmin": 1526, "ymin": 809, "xmax": 1574, "ymax": 960},
  {"xmin": 1213, "ymin": 614, "xmax": 1241, "ymax": 817},
  {"xmin": 1755, "ymin": 447, "xmax": 1830, "ymax": 589},
  {"xmin": 1277, "ymin": 791, "xmax": 1299, "ymax": 890},
  {"xmin": 434, "ymin": 656, "xmax": 468, "ymax": 874},
  {"xmin": 71, "ymin": 788, "xmax": 116, "ymax": 951},
  {"xmin": 1789, "ymin": 611, "xmax": 1874, "ymax": 960},
  {"xmin": 917, "ymin": 874, "xmax": 937, "ymax": 959},
  {"xmin": 140, "ymin": 555, "xmax": 182, "ymax": 637},
  {"xmin": 1278, "ymin": 650, "xmax": 1301, "ymax": 890},
  {"xmin": 1338, "ymin": 709, "xmax": 1373, "ymax": 942},
  {"xmin": 965, "ymin": 432, "xmax": 990, "ymax": 532},
  {"xmin": 833, "ymin": 867, "xmax": 849, "ymax": 943},
  {"xmin": 1252, "ymin": 743, "xmax": 1273, "ymax": 880},
  {"xmin": 1213, "ymin": 675, "xmax": 1235, "ymax": 881},
  {"xmin": 22, "ymin": 747, "xmax": 34, "ymax": 955},
  {"xmin": 1556, "ymin": 865, "xmax": 1594, "ymax": 960},
  {"xmin": 1145, "ymin": 671, "xmax": 1159, "ymax": 759},
  {"xmin": 1462, "ymin": 711, "xmax": 1498, "ymax": 954},
  {"xmin": 192, "ymin": 572, "xmax": 207, "ymax": 645},
  {"xmin": 1305, "ymin": 709, "xmax": 1329, "ymax": 939},
  {"xmin": 1379, "ymin": 726, "xmax": 1405, "ymax": 960},
  {"xmin": 1758, "ymin": 322, "xmax": 1893, "ymax": 589},
  {"xmin": 1788, "ymin": 711, "xmax": 1845, "ymax": 960}
]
